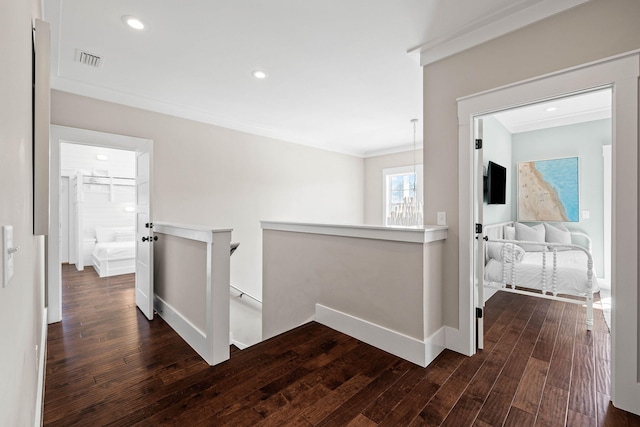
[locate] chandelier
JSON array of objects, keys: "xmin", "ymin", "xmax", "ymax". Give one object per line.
[{"xmin": 387, "ymin": 119, "xmax": 423, "ymax": 227}]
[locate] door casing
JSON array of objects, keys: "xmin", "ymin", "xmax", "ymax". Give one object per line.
[
  {"xmin": 48, "ymin": 125, "xmax": 153, "ymax": 324},
  {"xmin": 457, "ymin": 53, "xmax": 639, "ymax": 414}
]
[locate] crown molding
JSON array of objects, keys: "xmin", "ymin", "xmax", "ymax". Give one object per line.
[{"xmin": 409, "ymin": 0, "xmax": 590, "ymax": 67}]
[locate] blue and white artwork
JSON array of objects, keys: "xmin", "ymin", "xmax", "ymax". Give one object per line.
[{"xmin": 517, "ymin": 157, "xmax": 579, "ymax": 222}]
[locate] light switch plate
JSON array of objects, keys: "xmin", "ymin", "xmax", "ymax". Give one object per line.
[
  {"xmin": 437, "ymin": 212, "xmax": 447, "ymax": 225},
  {"xmin": 3, "ymin": 225, "xmax": 14, "ymax": 287}
]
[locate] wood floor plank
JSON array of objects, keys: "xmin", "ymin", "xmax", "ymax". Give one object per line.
[
  {"xmin": 43, "ymin": 266, "xmax": 640, "ymax": 427},
  {"xmin": 512, "ymin": 357, "xmax": 549, "ymax": 415},
  {"xmin": 373, "ymin": 356, "xmax": 462, "ymax": 426},
  {"xmin": 567, "ymin": 408, "xmax": 596, "ymax": 427},
  {"xmin": 535, "ymin": 383, "xmax": 569, "ymax": 427},
  {"xmin": 569, "ymin": 342, "xmax": 597, "ymax": 419},
  {"xmin": 300, "ymin": 374, "xmax": 373, "ymax": 425},
  {"xmin": 360, "ymin": 363, "xmax": 429, "ymax": 423},
  {"xmin": 440, "ymin": 395, "xmax": 483, "ymax": 427},
  {"xmin": 315, "ymin": 358, "xmax": 408, "ymax": 426},
  {"xmin": 347, "ymin": 413, "xmax": 378, "ymax": 427},
  {"xmin": 505, "ymin": 407, "xmax": 536, "ymax": 426},
  {"xmin": 474, "ymin": 374, "xmax": 520, "ymax": 427},
  {"xmin": 408, "ymin": 375, "xmax": 469, "ymax": 426}
]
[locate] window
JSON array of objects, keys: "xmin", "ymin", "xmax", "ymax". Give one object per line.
[{"xmin": 383, "ymin": 165, "xmax": 423, "ymax": 226}]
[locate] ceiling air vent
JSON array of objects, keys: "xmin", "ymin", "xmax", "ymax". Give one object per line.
[{"xmin": 74, "ymin": 49, "xmax": 102, "ymax": 67}]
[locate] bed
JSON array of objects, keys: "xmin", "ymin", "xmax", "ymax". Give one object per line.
[
  {"xmin": 484, "ymin": 221, "xmax": 598, "ymax": 330},
  {"xmin": 92, "ymin": 226, "xmax": 136, "ymax": 278}
]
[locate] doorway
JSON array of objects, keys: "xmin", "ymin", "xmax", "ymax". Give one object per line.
[
  {"xmin": 456, "ymin": 53, "xmax": 639, "ymax": 414},
  {"xmin": 475, "ymin": 88, "xmax": 612, "ymax": 328},
  {"xmin": 48, "ymin": 126, "xmax": 153, "ymax": 324},
  {"xmin": 59, "ymin": 143, "xmax": 137, "ymax": 274}
]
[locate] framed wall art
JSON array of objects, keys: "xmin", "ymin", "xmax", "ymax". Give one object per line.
[{"xmin": 517, "ymin": 156, "xmax": 579, "ymax": 222}]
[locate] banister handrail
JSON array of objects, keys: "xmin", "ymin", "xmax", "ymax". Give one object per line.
[{"xmin": 230, "ymin": 284, "xmax": 262, "ymax": 304}]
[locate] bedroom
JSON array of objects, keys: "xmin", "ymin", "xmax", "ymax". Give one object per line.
[
  {"xmin": 479, "ymin": 89, "xmax": 612, "ymax": 329},
  {"xmin": 59, "ymin": 143, "xmax": 137, "ymax": 278}
]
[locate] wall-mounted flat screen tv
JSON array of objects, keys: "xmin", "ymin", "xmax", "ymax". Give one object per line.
[{"xmin": 485, "ymin": 161, "xmax": 506, "ymax": 204}]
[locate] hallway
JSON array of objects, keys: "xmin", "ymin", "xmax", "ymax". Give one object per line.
[{"xmin": 43, "ymin": 265, "xmax": 638, "ymax": 426}]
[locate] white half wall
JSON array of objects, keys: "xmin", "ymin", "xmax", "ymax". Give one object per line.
[{"xmin": 262, "ymin": 222, "xmax": 448, "ymax": 366}]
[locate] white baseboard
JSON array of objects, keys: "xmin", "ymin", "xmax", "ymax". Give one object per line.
[
  {"xmin": 154, "ymin": 295, "xmax": 211, "ymax": 364},
  {"xmin": 315, "ymin": 304, "xmax": 445, "ymax": 367},
  {"xmin": 229, "ymin": 331, "xmax": 250, "ymax": 350},
  {"xmin": 35, "ymin": 307, "xmax": 47, "ymax": 427},
  {"xmin": 231, "ymin": 339, "xmax": 250, "ymax": 350},
  {"xmin": 443, "ymin": 326, "xmax": 474, "ymax": 357}
]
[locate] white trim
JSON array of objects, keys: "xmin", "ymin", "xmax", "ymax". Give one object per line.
[
  {"xmin": 411, "ymin": 0, "xmax": 590, "ymax": 67},
  {"xmin": 154, "ymin": 295, "xmax": 208, "ymax": 359},
  {"xmin": 48, "ymin": 125, "xmax": 153, "ymax": 324},
  {"xmin": 443, "ymin": 326, "xmax": 472, "ymax": 357},
  {"xmin": 382, "ymin": 164, "xmax": 424, "ymax": 226},
  {"xmin": 363, "ymin": 144, "xmax": 423, "ymax": 159},
  {"xmin": 261, "ymin": 221, "xmax": 447, "ymax": 244},
  {"xmin": 206, "ymin": 231, "xmax": 232, "ymax": 366},
  {"xmin": 602, "ymin": 145, "xmax": 612, "ymax": 283},
  {"xmin": 315, "ymin": 304, "xmax": 445, "ymax": 367},
  {"xmin": 34, "ymin": 307, "xmax": 47, "ymax": 427},
  {"xmin": 231, "ymin": 339, "xmax": 250, "ymax": 350},
  {"xmin": 154, "ymin": 222, "xmax": 232, "ymax": 244},
  {"xmin": 153, "ymin": 228, "xmax": 231, "ymax": 366}
]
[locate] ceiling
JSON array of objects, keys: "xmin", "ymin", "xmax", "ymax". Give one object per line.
[
  {"xmin": 44, "ymin": 0, "xmax": 588, "ymax": 157},
  {"xmin": 493, "ymin": 89, "xmax": 612, "ymax": 134}
]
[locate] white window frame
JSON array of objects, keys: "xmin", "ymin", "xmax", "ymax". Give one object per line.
[{"xmin": 382, "ymin": 164, "xmax": 423, "ymax": 225}]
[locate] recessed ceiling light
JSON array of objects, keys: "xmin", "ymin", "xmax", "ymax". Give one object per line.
[
  {"xmin": 96, "ymin": 154, "xmax": 109, "ymax": 161},
  {"xmin": 545, "ymin": 106, "xmax": 558, "ymax": 112},
  {"xmin": 252, "ymin": 70, "xmax": 268, "ymax": 79},
  {"xmin": 122, "ymin": 15, "xmax": 145, "ymax": 30}
]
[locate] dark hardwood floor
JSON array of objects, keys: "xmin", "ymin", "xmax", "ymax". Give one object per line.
[{"xmin": 44, "ymin": 264, "xmax": 640, "ymax": 426}]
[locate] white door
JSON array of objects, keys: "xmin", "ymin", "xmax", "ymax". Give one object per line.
[
  {"xmin": 60, "ymin": 177, "xmax": 69, "ymax": 263},
  {"xmin": 135, "ymin": 151, "xmax": 154, "ymax": 320},
  {"xmin": 474, "ymin": 118, "xmax": 485, "ymax": 350}
]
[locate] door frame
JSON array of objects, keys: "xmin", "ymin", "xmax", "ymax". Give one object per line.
[
  {"xmin": 48, "ymin": 125, "xmax": 153, "ymax": 324},
  {"xmin": 457, "ymin": 53, "xmax": 639, "ymax": 413}
]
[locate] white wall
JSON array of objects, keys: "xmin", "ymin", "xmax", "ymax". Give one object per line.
[
  {"xmin": 482, "ymin": 117, "xmax": 512, "ymax": 225},
  {"xmin": 50, "ymin": 90, "xmax": 364, "ymax": 302},
  {"xmin": 262, "ymin": 230, "xmax": 426, "ymax": 340},
  {"xmin": 0, "ymin": 0, "xmax": 46, "ymax": 425},
  {"xmin": 364, "ymin": 149, "xmax": 423, "ymax": 225}
]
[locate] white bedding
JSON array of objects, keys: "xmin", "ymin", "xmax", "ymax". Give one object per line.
[
  {"xmin": 485, "ymin": 250, "xmax": 599, "ymax": 296},
  {"xmin": 92, "ymin": 241, "xmax": 135, "ymax": 261}
]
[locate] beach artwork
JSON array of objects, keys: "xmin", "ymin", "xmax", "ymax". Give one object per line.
[{"xmin": 517, "ymin": 157, "xmax": 579, "ymax": 222}]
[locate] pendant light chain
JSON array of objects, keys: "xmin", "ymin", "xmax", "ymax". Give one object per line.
[{"xmin": 412, "ymin": 118, "xmax": 417, "ymax": 192}]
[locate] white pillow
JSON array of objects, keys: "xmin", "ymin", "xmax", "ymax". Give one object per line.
[
  {"xmin": 487, "ymin": 242, "xmax": 525, "ymax": 263},
  {"xmin": 95, "ymin": 226, "xmax": 135, "ymax": 243},
  {"xmin": 95, "ymin": 226, "xmax": 116, "ymax": 243},
  {"xmin": 544, "ymin": 222, "xmax": 571, "ymax": 249},
  {"xmin": 114, "ymin": 230, "xmax": 136, "ymax": 242},
  {"xmin": 515, "ymin": 222, "xmax": 545, "ymax": 251}
]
